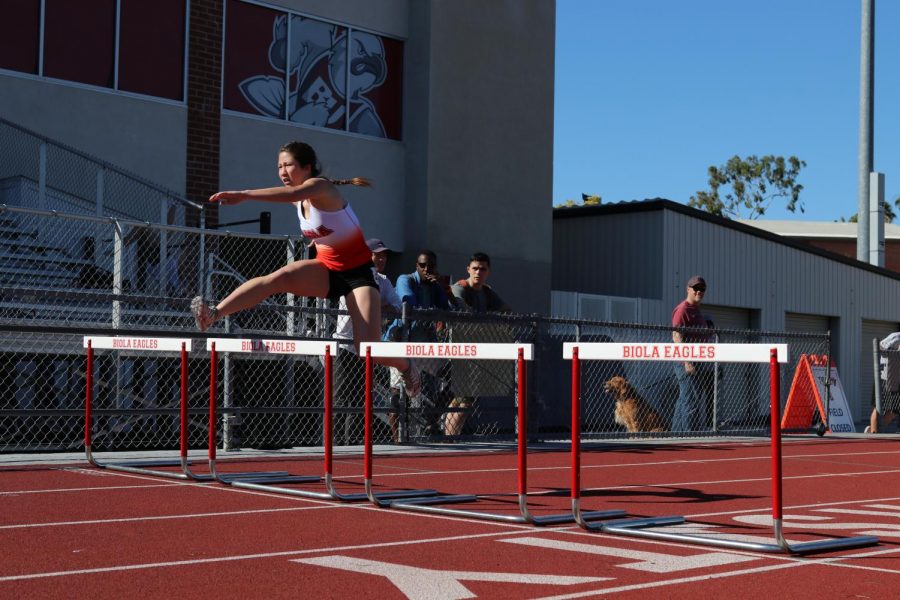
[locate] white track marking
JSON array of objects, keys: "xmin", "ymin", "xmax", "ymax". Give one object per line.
[
  {"xmin": 0, "ymin": 482, "xmax": 182, "ymax": 496},
  {"xmin": 0, "ymin": 529, "xmax": 544, "ymax": 583},
  {"xmin": 294, "ymin": 556, "xmax": 607, "ymax": 600},
  {"xmin": 0, "ymin": 505, "xmax": 333, "ymax": 530},
  {"xmin": 531, "ymin": 547, "xmax": 900, "ymax": 600},
  {"xmin": 500, "ymin": 537, "xmax": 758, "ymax": 572}
]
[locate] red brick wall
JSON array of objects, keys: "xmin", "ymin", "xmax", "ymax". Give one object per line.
[
  {"xmin": 802, "ymin": 239, "xmax": 900, "ymax": 274},
  {"xmin": 185, "ymin": 0, "xmax": 223, "ymax": 228}
]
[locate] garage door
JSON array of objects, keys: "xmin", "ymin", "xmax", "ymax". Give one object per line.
[
  {"xmin": 861, "ymin": 319, "xmax": 900, "ymax": 413},
  {"xmin": 701, "ymin": 304, "xmax": 751, "ymax": 335}
]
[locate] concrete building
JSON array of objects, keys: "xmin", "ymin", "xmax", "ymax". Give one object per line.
[
  {"xmin": 552, "ymin": 200, "xmax": 900, "ymax": 427},
  {"xmin": 0, "ymin": 0, "xmax": 555, "ymax": 314}
]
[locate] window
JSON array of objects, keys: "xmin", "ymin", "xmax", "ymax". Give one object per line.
[
  {"xmin": 43, "ymin": 0, "xmax": 117, "ymax": 87},
  {"xmin": 0, "ymin": 0, "xmax": 186, "ymax": 101},
  {"xmin": 223, "ymin": 0, "xmax": 404, "ymax": 140},
  {"xmin": 118, "ymin": 0, "xmax": 186, "ymax": 100},
  {"xmin": 0, "ymin": 0, "xmax": 41, "ymax": 74}
]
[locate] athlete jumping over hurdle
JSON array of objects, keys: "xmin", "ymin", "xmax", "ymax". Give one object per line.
[{"xmin": 191, "ymin": 141, "xmax": 421, "ymax": 397}]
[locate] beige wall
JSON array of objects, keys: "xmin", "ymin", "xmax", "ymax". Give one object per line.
[
  {"xmin": 403, "ymin": 0, "xmax": 556, "ymax": 313},
  {"xmin": 0, "ymin": 75, "xmax": 187, "ymax": 192}
]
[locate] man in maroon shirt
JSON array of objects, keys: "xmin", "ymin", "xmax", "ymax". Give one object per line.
[{"xmin": 671, "ymin": 276, "xmax": 714, "ymax": 431}]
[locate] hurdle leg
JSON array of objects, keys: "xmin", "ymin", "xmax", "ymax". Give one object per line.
[
  {"xmin": 577, "ymin": 345, "xmax": 877, "ymax": 554},
  {"xmin": 85, "ymin": 338, "xmax": 194, "ymax": 480},
  {"xmin": 206, "ymin": 341, "xmax": 314, "ymax": 486},
  {"xmin": 363, "ymin": 348, "xmax": 439, "ymax": 506}
]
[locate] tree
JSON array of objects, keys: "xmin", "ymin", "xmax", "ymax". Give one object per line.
[
  {"xmin": 688, "ymin": 155, "xmax": 806, "ymax": 219},
  {"xmin": 839, "ymin": 197, "xmax": 900, "ymax": 223},
  {"xmin": 554, "ymin": 193, "xmax": 602, "ymax": 208}
]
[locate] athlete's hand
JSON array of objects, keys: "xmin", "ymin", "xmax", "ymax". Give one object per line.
[{"xmin": 209, "ymin": 190, "xmax": 247, "ymax": 205}]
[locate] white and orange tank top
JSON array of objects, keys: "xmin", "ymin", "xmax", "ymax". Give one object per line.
[{"xmin": 297, "ymin": 201, "xmax": 371, "ymax": 271}]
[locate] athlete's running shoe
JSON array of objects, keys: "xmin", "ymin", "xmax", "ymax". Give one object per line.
[{"xmin": 190, "ymin": 296, "xmax": 218, "ymax": 331}]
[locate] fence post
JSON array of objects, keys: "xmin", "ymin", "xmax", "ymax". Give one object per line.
[
  {"xmin": 874, "ymin": 337, "xmax": 882, "ymax": 416},
  {"xmin": 112, "ymin": 219, "xmax": 123, "ymax": 328},
  {"xmin": 286, "ymin": 238, "xmax": 296, "ymax": 336},
  {"xmin": 158, "ymin": 200, "xmax": 169, "ymax": 296},
  {"xmin": 397, "ymin": 301, "xmax": 409, "ymax": 443},
  {"xmin": 38, "ymin": 143, "xmax": 47, "ymax": 211},
  {"xmin": 95, "ymin": 168, "xmax": 105, "ymax": 216},
  {"xmin": 198, "ymin": 210, "xmax": 206, "ymax": 298},
  {"xmin": 223, "ymin": 316, "xmax": 237, "ymax": 450}
]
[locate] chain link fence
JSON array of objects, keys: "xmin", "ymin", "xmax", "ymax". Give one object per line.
[
  {"xmin": 872, "ymin": 338, "xmax": 900, "ymax": 433},
  {"xmin": 0, "ymin": 206, "xmax": 834, "ymax": 453}
]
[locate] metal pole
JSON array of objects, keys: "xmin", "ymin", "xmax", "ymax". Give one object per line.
[
  {"xmin": 874, "ymin": 337, "xmax": 883, "ymax": 416},
  {"xmin": 180, "ymin": 342, "xmax": 188, "ymax": 460},
  {"xmin": 857, "ymin": 0, "xmax": 874, "ymax": 261},
  {"xmin": 570, "ymin": 347, "xmax": 580, "ymax": 514}
]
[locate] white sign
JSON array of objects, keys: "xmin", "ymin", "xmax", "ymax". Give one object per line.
[
  {"xmin": 361, "ymin": 342, "xmax": 534, "ymax": 361},
  {"xmin": 206, "ymin": 338, "xmax": 338, "ymax": 356},
  {"xmin": 83, "ymin": 336, "xmax": 192, "ymax": 352},
  {"xmin": 563, "ymin": 342, "xmax": 788, "ymax": 363},
  {"xmin": 810, "ymin": 364, "xmax": 856, "ymax": 433}
]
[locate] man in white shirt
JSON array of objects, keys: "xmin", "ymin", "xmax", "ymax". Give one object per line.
[{"xmin": 333, "ymin": 239, "xmax": 401, "ymax": 444}]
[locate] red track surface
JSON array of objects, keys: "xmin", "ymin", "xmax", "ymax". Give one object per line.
[{"xmin": 1, "ymin": 437, "xmax": 898, "ymax": 599}]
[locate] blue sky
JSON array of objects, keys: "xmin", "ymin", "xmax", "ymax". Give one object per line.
[{"xmin": 554, "ymin": 1, "xmax": 899, "ymax": 222}]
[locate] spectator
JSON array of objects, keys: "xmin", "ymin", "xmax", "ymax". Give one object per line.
[
  {"xmin": 445, "ymin": 252, "xmax": 513, "ymax": 435},
  {"xmin": 332, "ymin": 238, "xmax": 401, "ymax": 444},
  {"xmin": 671, "ymin": 275, "xmax": 714, "ymax": 432},
  {"xmin": 866, "ymin": 332, "xmax": 900, "ymax": 434},
  {"xmin": 450, "ymin": 252, "xmax": 512, "ymax": 313},
  {"xmin": 390, "ymin": 250, "xmax": 456, "ymax": 436}
]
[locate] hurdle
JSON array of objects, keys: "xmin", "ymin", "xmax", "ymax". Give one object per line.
[
  {"xmin": 205, "ymin": 338, "xmax": 437, "ymax": 501},
  {"xmin": 566, "ymin": 342, "xmax": 880, "ymax": 554},
  {"xmin": 84, "ymin": 336, "xmax": 195, "ymax": 480},
  {"xmin": 361, "ymin": 341, "xmax": 626, "ymax": 524}
]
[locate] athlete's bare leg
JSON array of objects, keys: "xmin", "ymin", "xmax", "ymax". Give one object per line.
[{"xmin": 192, "ymin": 259, "xmax": 329, "ymax": 330}]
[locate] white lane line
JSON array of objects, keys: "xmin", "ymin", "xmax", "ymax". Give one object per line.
[
  {"xmin": 0, "ymin": 504, "xmax": 333, "ymax": 530},
  {"xmin": 0, "ymin": 528, "xmax": 541, "ymax": 583},
  {"xmin": 0, "ymin": 483, "xmax": 183, "ymax": 496}
]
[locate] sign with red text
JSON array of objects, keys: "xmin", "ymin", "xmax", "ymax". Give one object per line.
[
  {"xmin": 783, "ymin": 354, "xmax": 855, "ymax": 433},
  {"xmin": 361, "ymin": 342, "xmax": 533, "ymax": 361},
  {"xmin": 83, "ymin": 336, "xmax": 192, "ymax": 352},
  {"xmin": 207, "ymin": 338, "xmax": 338, "ymax": 356},
  {"xmin": 563, "ymin": 343, "xmax": 788, "ymax": 363}
]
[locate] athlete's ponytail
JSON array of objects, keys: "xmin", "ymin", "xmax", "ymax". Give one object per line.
[{"xmin": 331, "ymin": 177, "xmax": 372, "ymax": 188}]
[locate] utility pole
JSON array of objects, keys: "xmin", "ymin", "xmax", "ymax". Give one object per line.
[{"xmin": 857, "ymin": 0, "xmax": 874, "ymax": 261}]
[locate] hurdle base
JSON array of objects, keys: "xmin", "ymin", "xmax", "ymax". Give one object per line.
[
  {"xmin": 392, "ymin": 493, "xmax": 627, "ymax": 526},
  {"xmin": 602, "ymin": 519, "xmax": 879, "ymax": 555},
  {"xmin": 573, "ymin": 499, "xmax": 682, "ymax": 531},
  {"xmin": 87, "ymin": 446, "xmax": 190, "ymax": 480},
  {"xmin": 363, "ymin": 479, "xmax": 440, "ymax": 507}
]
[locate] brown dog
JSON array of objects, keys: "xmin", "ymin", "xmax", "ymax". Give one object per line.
[{"xmin": 603, "ymin": 376, "xmax": 667, "ymax": 433}]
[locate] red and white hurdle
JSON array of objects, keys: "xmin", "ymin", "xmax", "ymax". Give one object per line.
[
  {"xmin": 84, "ymin": 336, "xmax": 197, "ymax": 479},
  {"xmin": 360, "ymin": 341, "xmax": 626, "ymax": 524},
  {"xmin": 206, "ymin": 338, "xmax": 437, "ymax": 501},
  {"xmin": 566, "ymin": 342, "xmax": 879, "ymax": 554}
]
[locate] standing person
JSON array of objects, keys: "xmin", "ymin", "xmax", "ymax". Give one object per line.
[
  {"xmin": 332, "ymin": 238, "xmax": 401, "ymax": 444},
  {"xmin": 446, "ymin": 252, "xmax": 513, "ymax": 436},
  {"xmin": 671, "ymin": 275, "xmax": 714, "ymax": 432},
  {"xmin": 866, "ymin": 332, "xmax": 900, "ymax": 434},
  {"xmin": 191, "ymin": 141, "xmax": 420, "ymax": 397}
]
